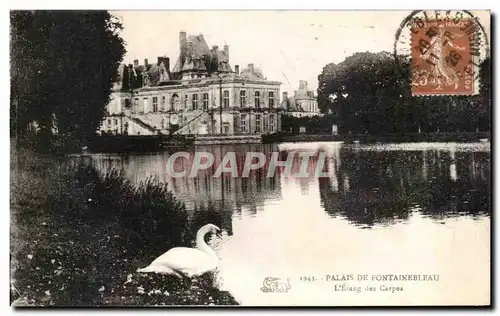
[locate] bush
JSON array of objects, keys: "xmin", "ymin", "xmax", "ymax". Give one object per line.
[{"xmin": 11, "ymin": 146, "xmax": 238, "ymax": 306}]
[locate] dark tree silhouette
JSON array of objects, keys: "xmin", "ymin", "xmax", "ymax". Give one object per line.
[
  {"xmin": 317, "ymin": 52, "xmax": 491, "ymax": 135},
  {"xmin": 10, "ymin": 10, "xmax": 126, "ymax": 149}
]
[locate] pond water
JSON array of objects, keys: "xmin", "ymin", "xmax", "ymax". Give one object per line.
[{"xmin": 87, "ymin": 141, "xmax": 491, "ymax": 306}]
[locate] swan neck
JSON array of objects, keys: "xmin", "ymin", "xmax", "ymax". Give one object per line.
[{"xmin": 196, "ymin": 229, "xmax": 216, "ymax": 257}]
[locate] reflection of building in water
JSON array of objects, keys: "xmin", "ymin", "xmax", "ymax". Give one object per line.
[
  {"xmin": 82, "ymin": 143, "xmax": 490, "ymax": 229},
  {"xmin": 88, "ymin": 144, "xmax": 284, "ymax": 236},
  {"xmin": 164, "ymin": 144, "xmax": 282, "ymax": 217}
]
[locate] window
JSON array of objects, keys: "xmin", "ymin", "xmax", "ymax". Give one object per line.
[
  {"xmin": 192, "ymin": 94, "xmax": 199, "ymax": 110},
  {"xmin": 203, "ymin": 93, "xmax": 209, "ymax": 110},
  {"xmin": 142, "ymin": 98, "xmax": 148, "ymax": 113},
  {"xmin": 184, "ymin": 95, "xmax": 189, "ymax": 109},
  {"xmin": 124, "ymin": 98, "xmax": 131, "ymax": 108},
  {"xmin": 269, "ymin": 91, "xmax": 275, "ymax": 108},
  {"xmin": 255, "ymin": 91, "xmax": 261, "ymax": 108},
  {"xmin": 107, "ymin": 119, "xmax": 111, "ymax": 126},
  {"xmin": 152, "ymin": 96, "xmax": 158, "ymax": 112},
  {"xmin": 223, "ymin": 90, "xmax": 230, "ymax": 108},
  {"xmin": 171, "ymin": 93, "xmax": 179, "ymax": 111},
  {"xmin": 161, "ymin": 96, "xmax": 166, "ymax": 111},
  {"xmin": 240, "ymin": 114, "xmax": 247, "ymax": 133},
  {"xmin": 269, "ymin": 114, "xmax": 275, "ymax": 133},
  {"xmin": 133, "ymin": 98, "xmax": 139, "ymax": 112},
  {"xmin": 113, "ymin": 118, "xmax": 118, "ymax": 126},
  {"xmin": 240, "ymin": 90, "xmax": 247, "ymax": 107},
  {"xmin": 255, "ymin": 114, "xmax": 261, "ymax": 133}
]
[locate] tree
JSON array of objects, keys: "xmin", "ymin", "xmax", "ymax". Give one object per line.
[
  {"xmin": 317, "ymin": 52, "xmax": 491, "ymax": 135},
  {"xmin": 10, "ymin": 11, "xmax": 126, "ymax": 149}
]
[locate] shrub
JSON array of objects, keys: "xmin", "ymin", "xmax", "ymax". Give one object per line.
[{"xmin": 11, "ymin": 147, "xmax": 238, "ymax": 306}]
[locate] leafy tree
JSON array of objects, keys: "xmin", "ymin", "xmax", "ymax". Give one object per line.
[
  {"xmin": 10, "ymin": 11, "xmax": 126, "ymax": 150},
  {"xmin": 317, "ymin": 52, "xmax": 491, "ymax": 135}
]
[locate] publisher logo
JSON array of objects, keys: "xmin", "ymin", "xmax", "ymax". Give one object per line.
[{"xmin": 260, "ymin": 277, "xmax": 291, "ymax": 293}]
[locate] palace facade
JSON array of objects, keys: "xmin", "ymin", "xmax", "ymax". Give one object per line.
[{"xmin": 99, "ymin": 32, "xmax": 283, "ymax": 136}]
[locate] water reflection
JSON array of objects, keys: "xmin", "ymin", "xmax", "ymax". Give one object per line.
[
  {"xmin": 317, "ymin": 146, "xmax": 490, "ymax": 227},
  {"xmin": 82, "ymin": 142, "xmax": 490, "ymax": 305},
  {"xmin": 87, "ymin": 142, "xmax": 490, "ymax": 230}
]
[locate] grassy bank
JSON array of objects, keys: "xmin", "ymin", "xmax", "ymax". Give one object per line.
[{"xmin": 10, "ymin": 144, "xmax": 239, "ymax": 306}]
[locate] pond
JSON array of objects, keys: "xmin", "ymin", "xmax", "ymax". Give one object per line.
[{"xmin": 87, "ymin": 141, "xmax": 491, "ymax": 306}]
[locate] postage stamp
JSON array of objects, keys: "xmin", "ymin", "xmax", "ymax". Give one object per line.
[{"xmin": 394, "ymin": 10, "xmax": 489, "ymax": 96}]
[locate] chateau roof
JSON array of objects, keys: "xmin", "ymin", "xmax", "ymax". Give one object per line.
[
  {"xmin": 239, "ymin": 65, "xmax": 265, "ymax": 80},
  {"xmin": 172, "ymin": 32, "xmax": 231, "ymax": 76},
  {"xmin": 112, "ymin": 32, "xmax": 281, "ymax": 90}
]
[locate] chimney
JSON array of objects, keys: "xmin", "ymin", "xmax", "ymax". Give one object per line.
[
  {"xmin": 212, "ymin": 45, "xmax": 219, "ymax": 52},
  {"xmin": 248, "ymin": 63, "xmax": 254, "ymax": 72},
  {"xmin": 187, "ymin": 40, "xmax": 194, "ymax": 56},
  {"xmin": 179, "ymin": 31, "xmax": 187, "ymax": 53},
  {"xmin": 144, "ymin": 58, "xmax": 148, "ymax": 67},
  {"xmin": 165, "ymin": 57, "xmax": 170, "ymax": 73},
  {"xmin": 299, "ymin": 80, "xmax": 306, "ymax": 90},
  {"xmin": 235, "ymin": 65, "xmax": 239, "ymax": 74},
  {"xmin": 224, "ymin": 44, "xmax": 229, "ymax": 61},
  {"xmin": 133, "ymin": 59, "xmax": 139, "ymax": 67}
]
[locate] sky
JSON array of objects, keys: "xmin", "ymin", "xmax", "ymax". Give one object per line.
[{"xmin": 111, "ymin": 10, "xmax": 490, "ymax": 95}]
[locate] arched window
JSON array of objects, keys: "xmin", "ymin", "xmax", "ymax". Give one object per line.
[{"xmin": 170, "ymin": 93, "xmax": 179, "ymax": 111}]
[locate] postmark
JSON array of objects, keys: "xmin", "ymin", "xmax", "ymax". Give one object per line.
[{"xmin": 394, "ymin": 10, "xmax": 489, "ymax": 96}]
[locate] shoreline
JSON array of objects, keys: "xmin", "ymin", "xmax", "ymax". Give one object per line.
[
  {"xmin": 84, "ymin": 132, "xmax": 491, "ymax": 154},
  {"xmin": 262, "ymin": 132, "xmax": 491, "ymax": 144}
]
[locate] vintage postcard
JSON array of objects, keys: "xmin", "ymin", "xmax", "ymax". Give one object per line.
[{"xmin": 10, "ymin": 10, "xmax": 491, "ymax": 307}]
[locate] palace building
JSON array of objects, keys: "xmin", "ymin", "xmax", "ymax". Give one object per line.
[
  {"xmin": 100, "ymin": 32, "xmax": 283, "ymax": 137},
  {"xmin": 281, "ymin": 80, "xmax": 322, "ymax": 118}
]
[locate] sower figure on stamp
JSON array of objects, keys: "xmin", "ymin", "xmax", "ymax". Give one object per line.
[{"xmin": 421, "ymin": 24, "xmax": 466, "ymax": 91}]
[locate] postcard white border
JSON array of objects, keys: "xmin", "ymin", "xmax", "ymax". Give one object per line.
[{"xmin": 2, "ymin": 0, "xmax": 497, "ymax": 315}]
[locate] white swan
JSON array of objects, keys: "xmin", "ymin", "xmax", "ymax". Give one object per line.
[{"xmin": 137, "ymin": 224, "xmax": 222, "ymax": 278}]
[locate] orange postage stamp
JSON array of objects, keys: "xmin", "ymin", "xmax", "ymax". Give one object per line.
[{"xmin": 409, "ymin": 14, "xmax": 485, "ymax": 96}]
